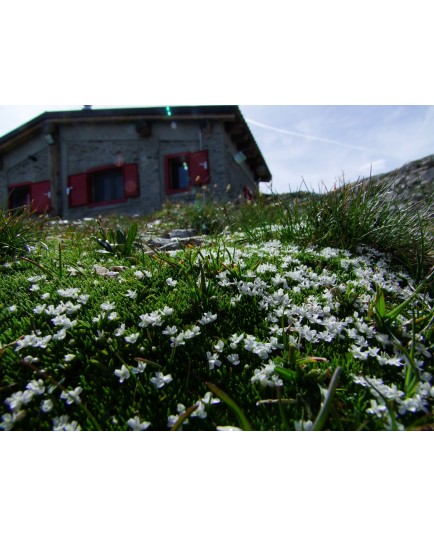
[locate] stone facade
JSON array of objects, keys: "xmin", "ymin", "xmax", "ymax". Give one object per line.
[{"xmin": 0, "ymin": 106, "xmax": 271, "ymax": 218}]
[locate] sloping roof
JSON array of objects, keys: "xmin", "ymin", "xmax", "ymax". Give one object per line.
[{"xmin": 0, "ymin": 105, "xmax": 271, "ymax": 182}]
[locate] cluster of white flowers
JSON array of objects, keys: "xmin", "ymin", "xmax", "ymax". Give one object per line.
[
  {"xmin": 16, "ymin": 332, "xmax": 52, "ymax": 352},
  {"xmin": 167, "ymin": 392, "xmax": 220, "ymax": 428},
  {"xmin": 251, "ymin": 360, "xmax": 283, "ymax": 389},
  {"xmin": 353, "ymin": 373, "xmax": 433, "ymax": 427},
  {"xmin": 0, "ymin": 379, "xmax": 47, "ymax": 431},
  {"xmin": 52, "ymin": 415, "xmax": 81, "ymax": 431},
  {"xmin": 138, "ymin": 306, "xmax": 173, "ymax": 328},
  {"xmin": 2, "ymin": 230, "xmax": 432, "ymax": 431}
]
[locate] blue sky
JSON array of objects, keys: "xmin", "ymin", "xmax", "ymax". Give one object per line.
[{"xmin": 1, "ymin": 105, "xmax": 433, "ymax": 193}]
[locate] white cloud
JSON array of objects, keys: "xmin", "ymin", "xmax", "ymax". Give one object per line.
[{"xmin": 245, "ymin": 117, "xmax": 368, "ymax": 151}]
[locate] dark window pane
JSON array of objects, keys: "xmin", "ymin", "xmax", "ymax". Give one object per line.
[
  {"xmin": 168, "ymin": 157, "xmax": 190, "ymax": 191},
  {"xmin": 91, "ymin": 168, "xmax": 124, "ymax": 203},
  {"xmin": 9, "ymin": 185, "xmax": 31, "ymax": 210}
]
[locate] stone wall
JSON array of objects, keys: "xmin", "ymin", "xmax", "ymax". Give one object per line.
[{"xmin": 0, "ymin": 117, "xmax": 260, "ymax": 218}]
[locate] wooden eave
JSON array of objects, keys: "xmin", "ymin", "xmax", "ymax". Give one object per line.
[{"xmin": 0, "ymin": 105, "xmax": 271, "ymax": 183}]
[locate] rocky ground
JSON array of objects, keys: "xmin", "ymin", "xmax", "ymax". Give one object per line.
[{"xmin": 365, "ymin": 153, "xmax": 434, "ymax": 204}]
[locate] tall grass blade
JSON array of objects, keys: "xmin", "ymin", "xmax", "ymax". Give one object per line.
[
  {"xmin": 205, "ymin": 382, "xmax": 252, "ymax": 431},
  {"xmin": 170, "ymin": 404, "xmax": 199, "ymax": 431},
  {"xmin": 311, "ymin": 367, "xmax": 341, "ymax": 431}
]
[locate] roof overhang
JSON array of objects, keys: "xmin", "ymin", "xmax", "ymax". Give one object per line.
[{"xmin": 0, "ymin": 105, "xmax": 271, "ymax": 182}]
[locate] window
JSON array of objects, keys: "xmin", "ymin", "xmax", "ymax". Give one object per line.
[
  {"xmin": 165, "ymin": 150, "xmax": 210, "ymax": 194},
  {"xmin": 8, "ymin": 181, "xmax": 51, "ymax": 213},
  {"xmin": 90, "ymin": 167, "xmax": 124, "ymax": 203},
  {"xmin": 68, "ymin": 163, "xmax": 139, "ymax": 208},
  {"xmin": 167, "ymin": 155, "xmax": 191, "ymax": 192}
]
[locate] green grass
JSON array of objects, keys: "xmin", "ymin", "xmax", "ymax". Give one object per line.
[
  {"xmin": 1, "ymin": 180, "xmax": 433, "ymax": 431},
  {"xmin": 0, "ymin": 206, "xmax": 48, "ymax": 262}
]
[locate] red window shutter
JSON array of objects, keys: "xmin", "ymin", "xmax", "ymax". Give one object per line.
[
  {"xmin": 30, "ymin": 181, "xmax": 52, "ymax": 213},
  {"xmin": 123, "ymin": 163, "xmax": 139, "ymax": 198},
  {"xmin": 189, "ymin": 150, "xmax": 210, "ymax": 186},
  {"xmin": 68, "ymin": 173, "xmax": 89, "ymax": 207}
]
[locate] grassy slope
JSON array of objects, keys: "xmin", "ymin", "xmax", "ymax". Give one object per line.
[{"xmin": 1, "ymin": 182, "xmax": 433, "ymax": 431}]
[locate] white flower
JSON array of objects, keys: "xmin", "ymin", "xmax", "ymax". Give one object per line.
[
  {"xmin": 41, "ymin": 399, "xmax": 54, "ymax": 413},
  {"xmin": 202, "ymin": 392, "xmax": 220, "ymax": 405},
  {"xmin": 115, "ymin": 324, "xmax": 126, "ymax": 337},
  {"xmin": 216, "ymin": 426, "xmax": 243, "ymax": 431},
  {"xmin": 0, "ymin": 411, "xmax": 26, "ymax": 430},
  {"xmin": 166, "ymin": 278, "xmax": 177, "ymax": 287},
  {"xmin": 127, "ymin": 416, "xmax": 151, "ymax": 431},
  {"xmin": 125, "ymin": 333, "xmax": 139, "ymax": 344},
  {"xmin": 58, "ymin": 288, "xmax": 80, "ymax": 298},
  {"xmin": 114, "ymin": 365, "xmax": 130, "ymax": 383},
  {"xmin": 214, "ymin": 340, "xmax": 225, "ymax": 353},
  {"xmin": 52, "ymin": 415, "xmax": 81, "ymax": 431},
  {"xmin": 26, "ymin": 379, "xmax": 45, "ymax": 395},
  {"xmin": 108, "ymin": 311, "xmax": 118, "ymax": 321},
  {"xmin": 29, "ymin": 284, "xmax": 40, "ymax": 292},
  {"xmin": 167, "ymin": 404, "xmax": 188, "ymax": 428},
  {"xmin": 21, "ymin": 390, "xmax": 34, "ymax": 405},
  {"xmin": 184, "ymin": 326, "xmax": 201, "ymax": 339},
  {"xmin": 8, "ymin": 305, "xmax": 17, "ymax": 313},
  {"xmin": 60, "ymin": 386, "xmax": 83, "ymax": 405},
  {"xmin": 101, "ymin": 301, "xmax": 116, "ymax": 311},
  {"xmin": 230, "ymin": 333, "xmax": 244, "ymax": 349},
  {"xmin": 77, "ymin": 294, "xmax": 90, "ymax": 305},
  {"xmin": 256, "ymin": 263, "xmax": 278, "ymax": 274},
  {"xmin": 294, "ymin": 420, "xmax": 313, "ymax": 431},
  {"xmin": 251, "ymin": 361, "xmax": 283, "ymax": 388},
  {"xmin": 134, "ymin": 270, "xmax": 145, "ymax": 279},
  {"xmin": 162, "ymin": 325, "xmax": 178, "ymax": 336},
  {"xmin": 28, "ymin": 275, "xmax": 46, "ymax": 283},
  {"xmin": 206, "ymin": 352, "xmax": 222, "ymax": 370},
  {"xmin": 198, "ymin": 312, "xmax": 217, "ymax": 325},
  {"xmin": 0, "ymin": 413, "xmax": 15, "ymax": 431},
  {"xmin": 6, "ymin": 391, "xmax": 25, "ymax": 412},
  {"xmin": 64, "ymin": 353, "xmax": 76, "ymax": 362},
  {"xmin": 227, "ymin": 354, "xmax": 240, "ymax": 365},
  {"xmin": 150, "ymin": 372, "xmax": 172, "ymax": 389},
  {"xmin": 53, "ymin": 329, "xmax": 67, "ymax": 341},
  {"xmin": 138, "ymin": 312, "xmax": 163, "ymax": 328},
  {"xmin": 252, "ymin": 342, "xmax": 273, "ymax": 360},
  {"xmin": 23, "ymin": 355, "xmax": 39, "ymax": 364},
  {"xmin": 170, "ymin": 333, "xmax": 185, "ymax": 348},
  {"xmin": 131, "ymin": 362, "xmax": 147, "ymax": 375},
  {"xmin": 15, "ymin": 333, "xmax": 52, "ymax": 351},
  {"xmin": 191, "ymin": 401, "xmax": 208, "ymax": 419},
  {"xmin": 126, "ymin": 290, "xmax": 137, "ymax": 299},
  {"xmin": 244, "ymin": 334, "xmax": 257, "ymax": 352},
  {"xmin": 64, "ymin": 302, "xmax": 81, "ymax": 314},
  {"xmin": 350, "ymin": 344, "xmax": 370, "ymax": 361},
  {"xmin": 366, "ymin": 399, "xmax": 388, "ymax": 418},
  {"xmin": 33, "ymin": 304, "xmax": 47, "ymax": 314},
  {"xmin": 160, "ymin": 306, "xmax": 174, "ymax": 317},
  {"xmin": 51, "ymin": 315, "xmax": 76, "ymax": 329}
]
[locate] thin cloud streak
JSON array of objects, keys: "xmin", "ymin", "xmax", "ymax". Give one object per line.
[{"xmin": 245, "ymin": 117, "xmax": 368, "ymax": 152}]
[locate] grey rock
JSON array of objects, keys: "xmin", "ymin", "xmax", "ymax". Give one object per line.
[
  {"xmin": 142, "ymin": 231, "xmax": 205, "ymax": 253},
  {"xmin": 167, "ymin": 229, "xmax": 197, "ymax": 239}
]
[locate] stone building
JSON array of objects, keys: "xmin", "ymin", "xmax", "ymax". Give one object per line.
[{"xmin": 0, "ymin": 106, "xmax": 271, "ymax": 218}]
